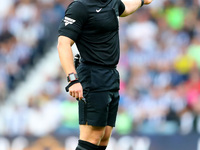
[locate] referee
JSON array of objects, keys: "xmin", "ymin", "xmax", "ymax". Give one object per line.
[{"xmin": 57, "ymin": 0, "xmax": 152, "ymax": 149}]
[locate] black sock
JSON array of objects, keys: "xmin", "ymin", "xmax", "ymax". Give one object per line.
[
  {"xmin": 75, "ymin": 140, "xmax": 98, "ymax": 150},
  {"xmin": 97, "ymin": 146, "xmax": 107, "ymax": 150}
]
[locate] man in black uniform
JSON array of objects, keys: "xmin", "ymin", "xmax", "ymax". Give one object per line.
[{"xmin": 57, "ymin": 0, "xmax": 152, "ymax": 149}]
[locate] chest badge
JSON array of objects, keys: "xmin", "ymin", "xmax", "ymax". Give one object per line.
[{"xmin": 96, "ymin": 8, "xmax": 102, "ymax": 13}]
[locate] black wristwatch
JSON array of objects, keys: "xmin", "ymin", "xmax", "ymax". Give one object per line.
[{"xmin": 67, "ymin": 73, "xmax": 78, "ymax": 82}]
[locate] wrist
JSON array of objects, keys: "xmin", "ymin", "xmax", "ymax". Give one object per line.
[
  {"xmin": 140, "ymin": 0, "xmax": 144, "ymax": 7},
  {"xmin": 65, "ymin": 80, "xmax": 80, "ymax": 92}
]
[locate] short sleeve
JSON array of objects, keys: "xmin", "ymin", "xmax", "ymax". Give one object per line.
[
  {"xmin": 118, "ymin": 0, "xmax": 125, "ymax": 16},
  {"xmin": 58, "ymin": 1, "xmax": 88, "ymax": 42}
]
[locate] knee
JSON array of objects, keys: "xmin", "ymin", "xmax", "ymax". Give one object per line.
[
  {"xmin": 101, "ymin": 131, "xmax": 111, "ymax": 142},
  {"xmin": 91, "ymin": 132, "xmax": 105, "ymax": 144},
  {"xmin": 99, "ymin": 135, "xmax": 110, "ymax": 146},
  {"xmin": 80, "ymin": 126, "xmax": 105, "ymax": 145},
  {"xmin": 99, "ymin": 126, "xmax": 113, "ymax": 146}
]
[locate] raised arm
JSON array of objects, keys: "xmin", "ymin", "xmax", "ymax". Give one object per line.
[{"xmin": 120, "ymin": 0, "xmax": 153, "ymax": 17}]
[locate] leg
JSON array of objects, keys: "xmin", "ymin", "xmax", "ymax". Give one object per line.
[
  {"xmin": 76, "ymin": 88, "xmax": 119, "ymax": 150},
  {"xmin": 75, "ymin": 124, "xmax": 105, "ymax": 150},
  {"xmin": 77, "ymin": 125, "xmax": 112, "ymax": 150},
  {"xmin": 79, "ymin": 124, "xmax": 106, "ymax": 145},
  {"xmin": 99, "ymin": 126, "xmax": 113, "ymax": 146},
  {"xmin": 76, "ymin": 91, "xmax": 109, "ymax": 150},
  {"xmin": 97, "ymin": 90, "xmax": 120, "ymax": 150}
]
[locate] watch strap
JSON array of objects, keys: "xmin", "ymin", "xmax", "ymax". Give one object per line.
[{"xmin": 65, "ymin": 80, "xmax": 80, "ymax": 92}]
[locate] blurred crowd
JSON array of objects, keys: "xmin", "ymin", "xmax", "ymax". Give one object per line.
[
  {"xmin": 1, "ymin": 0, "xmax": 200, "ymax": 137},
  {"xmin": 0, "ymin": 0, "xmax": 69, "ymax": 101}
]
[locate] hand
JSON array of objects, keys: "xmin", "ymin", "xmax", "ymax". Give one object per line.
[
  {"xmin": 69, "ymin": 82, "xmax": 83, "ymax": 100},
  {"xmin": 144, "ymin": 0, "xmax": 153, "ymax": 5}
]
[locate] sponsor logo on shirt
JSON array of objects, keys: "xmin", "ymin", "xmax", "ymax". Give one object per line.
[{"xmin": 63, "ymin": 17, "xmax": 76, "ymax": 26}]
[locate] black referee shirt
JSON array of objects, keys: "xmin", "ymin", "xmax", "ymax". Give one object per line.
[{"xmin": 58, "ymin": 0, "xmax": 125, "ymax": 67}]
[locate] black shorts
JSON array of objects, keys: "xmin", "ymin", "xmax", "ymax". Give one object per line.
[
  {"xmin": 79, "ymin": 90, "xmax": 119, "ymax": 127},
  {"xmin": 76, "ymin": 63, "xmax": 120, "ymax": 127}
]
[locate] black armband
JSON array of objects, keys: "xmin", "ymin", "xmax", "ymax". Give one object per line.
[
  {"xmin": 141, "ymin": 0, "xmax": 144, "ymax": 7},
  {"xmin": 65, "ymin": 80, "xmax": 80, "ymax": 92}
]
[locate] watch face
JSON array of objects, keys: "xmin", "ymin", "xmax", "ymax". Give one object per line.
[{"xmin": 69, "ymin": 74, "xmax": 76, "ymax": 81}]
